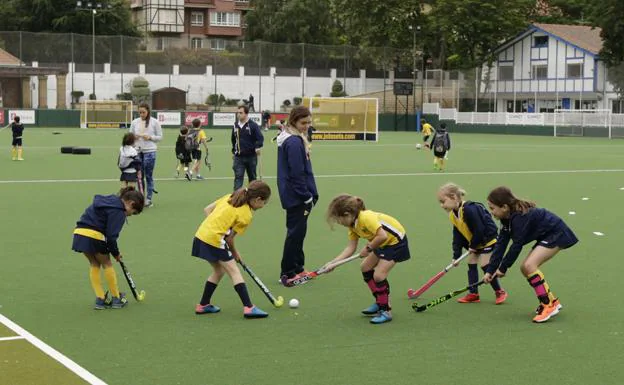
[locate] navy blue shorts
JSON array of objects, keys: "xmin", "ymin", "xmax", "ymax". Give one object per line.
[
  {"xmin": 192, "ymin": 237, "xmax": 233, "ymax": 263},
  {"xmin": 120, "ymin": 172, "xmax": 138, "ymax": 182},
  {"xmin": 12, "ymin": 138, "xmax": 22, "ymax": 146},
  {"xmin": 374, "ymin": 237, "xmax": 411, "ymax": 263},
  {"xmin": 534, "ymin": 227, "xmax": 579, "ymax": 250},
  {"xmin": 191, "ymin": 149, "xmax": 202, "ymax": 160},
  {"xmin": 72, "ymin": 234, "xmax": 109, "ymax": 255}
]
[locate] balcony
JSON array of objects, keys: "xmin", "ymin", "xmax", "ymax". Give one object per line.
[{"xmin": 234, "ymin": 0, "xmax": 252, "ymax": 10}]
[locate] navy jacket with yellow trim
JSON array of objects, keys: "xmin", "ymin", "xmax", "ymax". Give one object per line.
[
  {"xmin": 487, "ymin": 207, "xmax": 568, "ymax": 274},
  {"xmin": 451, "ymin": 201, "xmax": 498, "ymax": 259},
  {"xmin": 75, "ymin": 195, "xmax": 127, "ymax": 257}
]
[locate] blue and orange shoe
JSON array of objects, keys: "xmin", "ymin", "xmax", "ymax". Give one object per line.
[
  {"xmin": 243, "ymin": 305, "xmax": 268, "ymax": 319},
  {"xmin": 361, "ymin": 303, "xmax": 380, "ymax": 316},
  {"xmin": 111, "ymin": 293, "xmax": 128, "ymax": 309},
  {"xmin": 195, "ymin": 304, "xmax": 221, "ymax": 315},
  {"xmin": 370, "ymin": 310, "xmax": 393, "ymax": 324}
]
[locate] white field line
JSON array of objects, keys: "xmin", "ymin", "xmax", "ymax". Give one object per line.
[
  {"xmin": 0, "ymin": 168, "xmax": 623, "ymax": 185},
  {"xmin": 0, "ymin": 313, "xmax": 107, "ymax": 385},
  {"xmin": 0, "ymin": 335, "xmax": 25, "ymax": 341}
]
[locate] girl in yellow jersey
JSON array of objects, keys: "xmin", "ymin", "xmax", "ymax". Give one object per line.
[
  {"xmin": 323, "ymin": 194, "xmax": 411, "ymax": 324},
  {"xmin": 192, "ymin": 180, "xmax": 272, "ymax": 319},
  {"xmin": 437, "ymin": 183, "xmax": 507, "ymax": 304}
]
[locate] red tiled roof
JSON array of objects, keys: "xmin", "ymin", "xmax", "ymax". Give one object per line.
[
  {"xmin": 0, "ymin": 48, "xmax": 21, "ymax": 66},
  {"xmin": 533, "ymin": 23, "xmax": 603, "ymax": 55}
]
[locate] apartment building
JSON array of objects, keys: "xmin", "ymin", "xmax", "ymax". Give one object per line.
[{"xmin": 130, "ymin": 0, "xmax": 252, "ymax": 50}]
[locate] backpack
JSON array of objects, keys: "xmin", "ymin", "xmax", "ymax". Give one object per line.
[
  {"xmin": 184, "ymin": 129, "xmax": 200, "ymax": 151},
  {"xmin": 433, "ymin": 132, "xmax": 448, "ymax": 153}
]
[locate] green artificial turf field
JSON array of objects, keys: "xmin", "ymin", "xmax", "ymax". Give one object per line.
[{"xmin": 1, "ymin": 128, "xmax": 623, "ymax": 385}]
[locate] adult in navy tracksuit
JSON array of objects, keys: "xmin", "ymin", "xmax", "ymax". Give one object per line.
[
  {"xmin": 232, "ymin": 105, "xmax": 264, "ymax": 191},
  {"xmin": 277, "ymin": 106, "xmax": 319, "ymax": 283}
]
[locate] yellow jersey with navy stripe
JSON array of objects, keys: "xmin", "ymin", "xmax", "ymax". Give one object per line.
[
  {"xmin": 195, "ymin": 194, "xmax": 253, "ymax": 248},
  {"xmin": 348, "ymin": 210, "xmax": 405, "ymax": 247},
  {"xmin": 422, "ymin": 123, "xmax": 434, "ymax": 136},
  {"xmin": 448, "ymin": 201, "xmax": 498, "ymax": 258}
]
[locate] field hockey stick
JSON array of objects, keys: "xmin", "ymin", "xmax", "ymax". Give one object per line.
[
  {"xmin": 407, "ymin": 251, "xmax": 470, "ymax": 299},
  {"xmin": 136, "ymin": 170, "xmax": 145, "ymax": 196},
  {"xmin": 282, "ymin": 253, "xmax": 361, "ymax": 287},
  {"xmin": 118, "ymin": 259, "xmax": 146, "ymax": 302},
  {"xmin": 412, "ymin": 280, "xmax": 485, "ymax": 312},
  {"xmin": 238, "ymin": 259, "xmax": 284, "ymax": 307},
  {"xmin": 204, "ymin": 149, "xmax": 211, "ymax": 170}
]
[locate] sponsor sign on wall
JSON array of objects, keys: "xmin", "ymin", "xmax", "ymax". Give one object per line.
[
  {"xmin": 157, "ymin": 112, "xmax": 181, "ymax": 126},
  {"xmin": 185, "ymin": 112, "xmax": 209, "ymax": 126},
  {"xmin": 8, "ymin": 109, "xmax": 36, "ymax": 124}
]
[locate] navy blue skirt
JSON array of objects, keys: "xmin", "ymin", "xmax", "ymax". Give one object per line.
[
  {"xmin": 72, "ymin": 234, "xmax": 109, "ymax": 255},
  {"xmin": 374, "ymin": 236, "xmax": 411, "ymax": 263},
  {"xmin": 192, "ymin": 237, "xmax": 233, "ymax": 263},
  {"xmin": 534, "ymin": 226, "xmax": 579, "ymax": 250},
  {"xmin": 120, "ymin": 172, "xmax": 138, "ymax": 182}
]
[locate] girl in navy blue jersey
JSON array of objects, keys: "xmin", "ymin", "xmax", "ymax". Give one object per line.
[
  {"xmin": 72, "ymin": 187, "xmax": 144, "ymax": 310},
  {"xmin": 484, "ymin": 186, "xmax": 578, "ymax": 323}
]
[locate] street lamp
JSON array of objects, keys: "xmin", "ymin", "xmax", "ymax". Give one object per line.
[
  {"xmin": 76, "ymin": 1, "xmax": 111, "ymax": 99},
  {"xmin": 409, "ymin": 25, "xmax": 420, "ymax": 114}
]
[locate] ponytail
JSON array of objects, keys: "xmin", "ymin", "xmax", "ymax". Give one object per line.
[
  {"xmin": 487, "ymin": 186, "xmax": 535, "ymax": 214},
  {"xmin": 326, "ymin": 194, "xmax": 366, "ymax": 228},
  {"xmin": 229, "ymin": 180, "xmax": 271, "ymax": 208},
  {"xmin": 118, "ymin": 186, "xmax": 145, "ymax": 214}
]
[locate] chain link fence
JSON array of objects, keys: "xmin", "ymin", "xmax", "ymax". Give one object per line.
[{"xmin": 0, "ymin": 31, "xmax": 503, "ymax": 112}]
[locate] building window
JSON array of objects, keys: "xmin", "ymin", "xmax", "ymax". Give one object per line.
[
  {"xmin": 533, "ymin": 36, "xmax": 548, "ymax": 47},
  {"xmin": 191, "ymin": 38, "xmax": 202, "ymax": 49},
  {"xmin": 156, "ymin": 37, "xmax": 166, "ymax": 51},
  {"xmin": 210, "ymin": 12, "xmax": 241, "ymax": 27},
  {"xmin": 532, "ymin": 65, "xmax": 547, "ymax": 79},
  {"xmin": 210, "ymin": 39, "xmax": 226, "ymax": 51},
  {"xmin": 499, "ymin": 66, "xmax": 513, "ymax": 80},
  {"xmin": 567, "ymin": 63, "xmax": 583, "ymax": 78},
  {"xmin": 191, "ymin": 12, "xmax": 204, "ymax": 27}
]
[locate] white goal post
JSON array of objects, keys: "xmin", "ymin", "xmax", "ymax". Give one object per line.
[
  {"xmin": 81, "ymin": 100, "xmax": 133, "ymax": 129},
  {"xmin": 553, "ymin": 109, "xmax": 612, "ymax": 138}
]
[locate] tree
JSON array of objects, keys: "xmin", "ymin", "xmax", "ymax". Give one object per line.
[
  {"xmin": 0, "ymin": 0, "xmax": 139, "ymax": 36},
  {"xmin": 246, "ymin": 0, "xmax": 338, "ymax": 44},
  {"xmin": 330, "ymin": 80, "xmax": 347, "ymax": 97},
  {"xmin": 607, "ymin": 63, "xmax": 624, "ymax": 108},
  {"xmin": 586, "ymin": 0, "xmax": 624, "ymax": 64},
  {"xmin": 432, "ymin": 0, "xmax": 534, "ymax": 69},
  {"xmin": 131, "ymin": 77, "xmax": 150, "ymax": 105}
]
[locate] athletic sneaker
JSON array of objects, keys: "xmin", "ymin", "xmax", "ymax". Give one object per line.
[
  {"xmin": 370, "ymin": 310, "xmax": 392, "ymax": 324},
  {"xmin": 457, "ymin": 293, "xmax": 480, "ymax": 303},
  {"xmin": 243, "ymin": 305, "xmax": 268, "ymax": 319},
  {"xmin": 533, "ymin": 300, "xmax": 561, "ymax": 323},
  {"xmin": 535, "ymin": 298, "xmax": 562, "ymax": 314},
  {"xmin": 185, "ymin": 171, "xmax": 192, "ymax": 181},
  {"xmin": 111, "ymin": 293, "xmax": 128, "ymax": 309},
  {"xmin": 94, "ymin": 297, "xmax": 109, "ymax": 310},
  {"xmin": 361, "ymin": 303, "xmax": 380, "ymax": 316},
  {"xmin": 495, "ymin": 289, "xmax": 508, "ymax": 305},
  {"xmin": 195, "ymin": 304, "xmax": 221, "ymax": 314},
  {"xmin": 195, "ymin": 175, "xmax": 204, "ymax": 180},
  {"xmin": 174, "ymin": 170, "xmax": 180, "ymax": 178},
  {"xmin": 145, "ymin": 200, "xmax": 154, "ymax": 208}
]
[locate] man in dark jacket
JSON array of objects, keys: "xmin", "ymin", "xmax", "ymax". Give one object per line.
[{"xmin": 231, "ymin": 105, "xmax": 264, "ymax": 190}]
